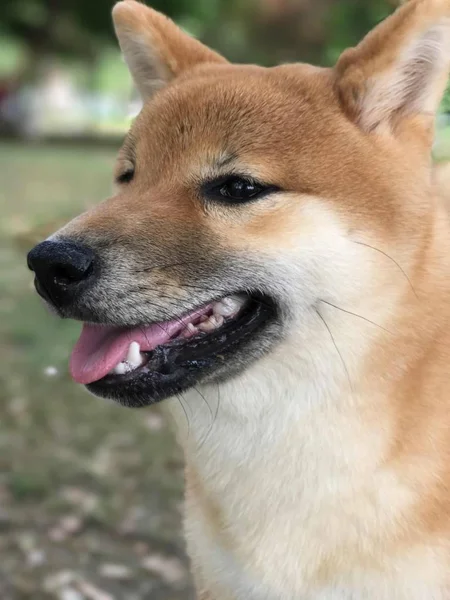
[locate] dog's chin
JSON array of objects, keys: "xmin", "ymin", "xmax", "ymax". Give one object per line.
[{"xmin": 82, "ymin": 292, "xmax": 279, "ymax": 408}]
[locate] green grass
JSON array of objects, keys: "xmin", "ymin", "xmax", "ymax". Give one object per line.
[
  {"xmin": 434, "ymin": 125, "xmax": 450, "ymax": 162},
  {"xmin": 0, "ymin": 142, "xmax": 193, "ymax": 600}
]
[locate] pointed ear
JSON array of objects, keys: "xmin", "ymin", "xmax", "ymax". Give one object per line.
[
  {"xmin": 335, "ymin": 0, "xmax": 450, "ymax": 138},
  {"xmin": 112, "ymin": 0, "xmax": 227, "ymax": 101}
]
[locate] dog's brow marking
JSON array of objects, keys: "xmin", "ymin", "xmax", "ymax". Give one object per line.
[{"xmin": 213, "ymin": 153, "xmax": 238, "ymax": 170}]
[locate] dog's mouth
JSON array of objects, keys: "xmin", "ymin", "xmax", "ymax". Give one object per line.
[{"xmin": 70, "ymin": 292, "xmax": 276, "ymax": 406}]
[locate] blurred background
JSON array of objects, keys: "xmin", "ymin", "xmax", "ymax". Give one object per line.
[{"xmin": 1, "ymin": 1, "xmax": 450, "ymax": 599}]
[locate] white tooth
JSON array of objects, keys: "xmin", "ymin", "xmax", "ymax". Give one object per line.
[
  {"xmin": 213, "ymin": 315, "xmax": 224, "ymax": 327},
  {"xmin": 199, "ymin": 318, "xmax": 215, "ymax": 333},
  {"xmin": 214, "ymin": 295, "xmax": 246, "ymax": 317},
  {"xmin": 113, "ymin": 362, "xmax": 127, "ymax": 375},
  {"xmin": 126, "ymin": 341, "xmax": 143, "ymax": 367},
  {"xmin": 227, "ymin": 294, "xmax": 246, "ymax": 308},
  {"xmin": 213, "ymin": 302, "xmax": 227, "ymax": 317},
  {"xmin": 214, "ymin": 301, "xmax": 235, "ymax": 317},
  {"xmin": 182, "ymin": 323, "xmax": 198, "ymax": 338},
  {"xmin": 198, "ymin": 315, "xmax": 224, "ymax": 332}
]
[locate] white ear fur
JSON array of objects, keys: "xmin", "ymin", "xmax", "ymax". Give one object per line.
[
  {"xmin": 112, "ymin": 1, "xmax": 226, "ymax": 101},
  {"xmin": 361, "ymin": 21, "xmax": 450, "ymax": 130},
  {"xmin": 336, "ymin": 1, "xmax": 450, "ymax": 133},
  {"xmin": 114, "ymin": 28, "xmax": 170, "ymax": 100}
]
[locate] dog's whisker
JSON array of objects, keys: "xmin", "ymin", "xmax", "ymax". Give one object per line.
[
  {"xmin": 176, "ymin": 393, "xmax": 190, "ymax": 439},
  {"xmin": 351, "ymin": 240, "xmax": 418, "ymax": 299},
  {"xmin": 197, "ymin": 383, "xmax": 221, "ymax": 450},
  {"xmin": 318, "ymin": 299, "xmax": 393, "ymax": 335},
  {"xmin": 315, "ymin": 307, "xmax": 353, "ymax": 394}
]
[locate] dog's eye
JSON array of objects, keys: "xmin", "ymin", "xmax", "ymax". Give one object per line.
[
  {"xmin": 116, "ymin": 168, "xmax": 135, "ymax": 184},
  {"xmin": 205, "ymin": 176, "xmax": 277, "ymax": 203},
  {"xmin": 219, "ymin": 177, "xmax": 263, "ymax": 200}
]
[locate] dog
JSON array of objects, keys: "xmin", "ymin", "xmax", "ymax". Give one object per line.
[{"xmin": 27, "ymin": 0, "xmax": 450, "ymax": 597}]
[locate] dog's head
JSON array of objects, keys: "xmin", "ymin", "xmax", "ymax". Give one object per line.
[{"xmin": 27, "ymin": 0, "xmax": 450, "ymax": 406}]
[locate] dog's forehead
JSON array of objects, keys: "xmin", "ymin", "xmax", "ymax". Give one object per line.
[{"xmin": 127, "ymin": 65, "xmax": 337, "ymax": 171}]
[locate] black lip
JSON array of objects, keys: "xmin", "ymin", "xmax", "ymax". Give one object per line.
[{"xmin": 86, "ymin": 294, "xmax": 276, "ymax": 407}]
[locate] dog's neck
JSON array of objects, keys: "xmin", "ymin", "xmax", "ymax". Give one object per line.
[
  {"xmin": 161, "ymin": 203, "xmax": 450, "ymax": 596},
  {"xmin": 163, "ymin": 330, "xmax": 411, "ymax": 596},
  {"xmin": 167, "ymin": 319, "xmax": 396, "ymax": 475}
]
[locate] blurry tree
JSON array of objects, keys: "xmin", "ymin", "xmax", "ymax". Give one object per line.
[
  {"xmin": 324, "ymin": 0, "xmax": 398, "ymax": 63},
  {"xmin": 1, "ymin": 0, "xmax": 227, "ymax": 78},
  {"xmin": 2, "ymin": 0, "xmax": 403, "ymax": 70},
  {"xmin": 204, "ymin": 0, "xmax": 400, "ymax": 66},
  {"xmin": 3, "ymin": 0, "xmax": 448, "ymax": 111}
]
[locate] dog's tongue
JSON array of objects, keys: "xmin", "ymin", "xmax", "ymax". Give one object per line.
[
  {"xmin": 69, "ymin": 306, "xmax": 211, "ymax": 385},
  {"xmin": 69, "ymin": 323, "xmax": 173, "ymax": 385}
]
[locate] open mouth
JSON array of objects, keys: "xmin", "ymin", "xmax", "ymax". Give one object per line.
[{"xmin": 69, "ymin": 292, "xmax": 276, "ymax": 406}]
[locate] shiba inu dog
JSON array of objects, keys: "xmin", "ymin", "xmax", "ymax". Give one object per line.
[{"xmin": 27, "ymin": 0, "xmax": 450, "ymax": 597}]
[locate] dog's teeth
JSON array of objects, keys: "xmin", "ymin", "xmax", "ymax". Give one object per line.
[
  {"xmin": 213, "ymin": 303, "xmax": 234, "ymax": 317},
  {"xmin": 113, "ymin": 362, "xmax": 127, "ymax": 375},
  {"xmin": 214, "ymin": 315, "xmax": 224, "ymax": 327},
  {"xmin": 227, "ymin": 294, "xmax": 247, "ymax": 309},
  {"xmin": 126, "ymin": 341, "xmax": 143, "ymax": 367},
  {"xmin": 110, "ymin": 343, "xmax": 144, "ymax": 375},
  {"xmin": 198, "ymin": 321, "xmax": 213, "ymax": 332},
  {"xmin": 213, "ymin": 295, "xmax": 246, "ymax": 317},
  {"xmin": 199, "ymin": 315, "xmax": 224, "ymax": 332},
  {"xmin": 182, "ymin": 323, "xmax": 198, "ymax": 338}
]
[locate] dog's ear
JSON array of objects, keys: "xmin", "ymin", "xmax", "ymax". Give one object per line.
[
  {"xmin": 112, "ymin": 0, "xmax": 227, "ymax": 100},
  {"xmin": 335, "ymin": 0, "xmax": 450, "ymax": 141}
]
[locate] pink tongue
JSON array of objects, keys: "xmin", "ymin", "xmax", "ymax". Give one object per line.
[{"xmin": 69, "ymin": 306, "xmax": 211, "ymax": 385}]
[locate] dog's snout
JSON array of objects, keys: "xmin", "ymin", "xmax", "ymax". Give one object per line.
[{"xmin": 27, "ymin": 240, "xmax": 95, "ymax": 307}]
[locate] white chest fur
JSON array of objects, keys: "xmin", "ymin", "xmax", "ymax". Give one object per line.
[{"xmin": 164, "ymin": 342, "xmax": 447, "ymax": 600}]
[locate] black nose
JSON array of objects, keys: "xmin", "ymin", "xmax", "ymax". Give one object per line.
[{"xmin": 27, "ymin": 240, "xmax": 95, "ymax": 307}]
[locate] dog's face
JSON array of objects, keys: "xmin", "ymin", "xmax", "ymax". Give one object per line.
[{"xmin": 27, "ymin": 0, "xmax": 450, "ymax": 406}]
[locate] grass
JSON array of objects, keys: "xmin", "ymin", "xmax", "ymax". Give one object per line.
[
  {"xmin": 434, "ymin": 125, "xmax": 450, "ymax": 162},
  {"xmin": 0, "ymin": 141, "xmax": 193, "ymax": 600}
]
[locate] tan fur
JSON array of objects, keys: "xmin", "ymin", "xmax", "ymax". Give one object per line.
[{"xmin": 50, "ymin": 0, "xmax": 450, "ymax": 597}]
